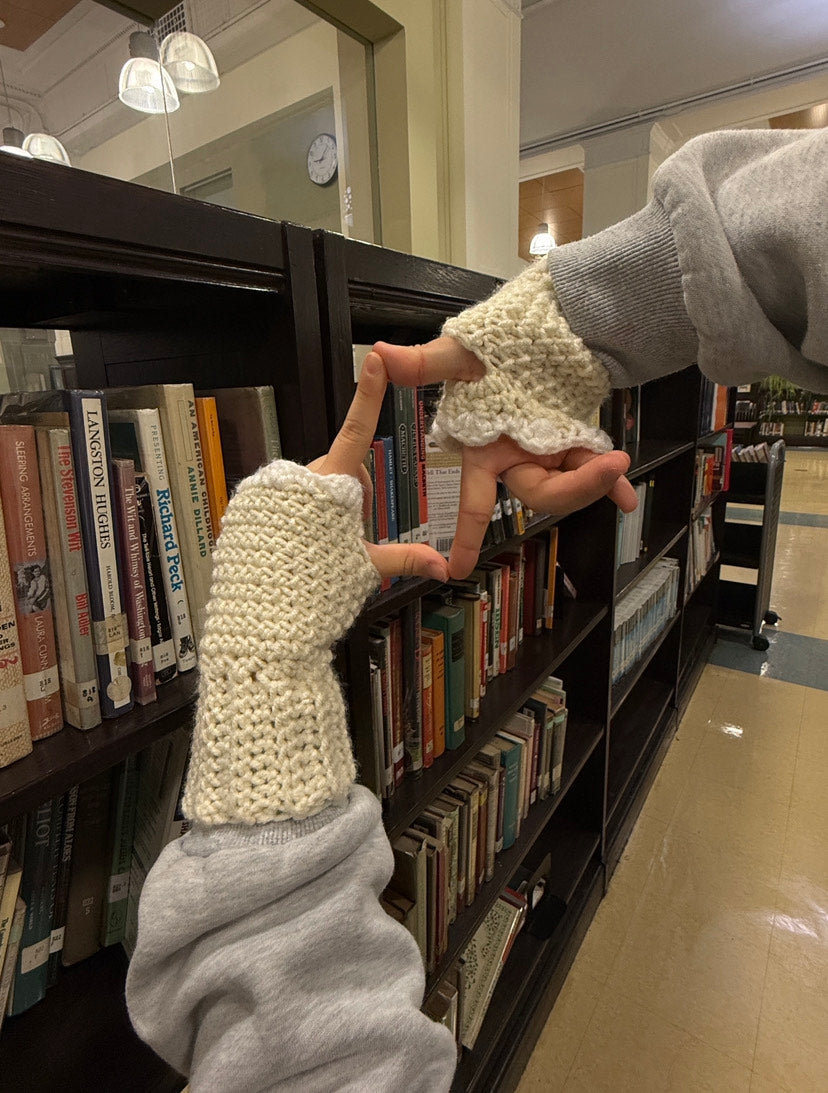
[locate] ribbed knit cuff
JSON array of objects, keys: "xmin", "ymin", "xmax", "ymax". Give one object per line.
[
  {"xmin": 182, "ymin": 461, "xmax": 380, "ymax": 827},
  {"xmin": 548, "ymin": 200, "xmax": 699, "ymax": 388},
  {"xmin": 434, "ymin": 262, "xmax": 613, "ymax": 457}
]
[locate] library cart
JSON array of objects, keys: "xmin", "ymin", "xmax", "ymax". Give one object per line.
[{"xmin": 718, "ymin": 440, "xmax": 785, "ymax": 650}]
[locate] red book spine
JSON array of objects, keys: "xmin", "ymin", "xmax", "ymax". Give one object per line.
[
  {"xmin": 112, "ymin": 460, "xmax": 157, "ymax": 706},
  {"xmin": 0, "ymin": 426, "xmax": 63, "ymax": 740},
  {"xmin": 479, "ymin": 595, "xmax": 489, "ymax": 700},
  {"xmin": 389, "ymin": 616, "xmax": 405, "ymax": 786}
]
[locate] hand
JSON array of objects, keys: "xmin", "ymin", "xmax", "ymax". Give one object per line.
[
  {"xmin": 373, "ymin": 338, "xmax": 639, "ymax": 578},
  {"xmin": 308, "ymin": 352, "xmax": 450, "ymax": 584}
]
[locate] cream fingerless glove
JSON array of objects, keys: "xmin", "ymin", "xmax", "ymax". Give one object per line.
[
  {"xmin": 433, "ymin": 260, "xmax": 613, "ymax": 456},
  {"xmin": 182, "ymin": 461, "xmax": 380, "ymax": 826}
]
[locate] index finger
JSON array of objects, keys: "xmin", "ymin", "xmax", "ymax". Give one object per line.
[
  {"xmin": 448, "ymin": 456, "xmax": 497, "ymax": 578},
  {"xmin": 325, "ymin": 352, "xmax": 387, "ymax": 477}
]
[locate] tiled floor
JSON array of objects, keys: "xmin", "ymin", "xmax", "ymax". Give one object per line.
[{"xmin": 517, "ymin": 449, "xmax": 828, "ymax": 1093}]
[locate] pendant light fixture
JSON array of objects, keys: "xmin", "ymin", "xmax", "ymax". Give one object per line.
[
  {"xmin": 119, "ymin": 31, "xmax": 180, "ymax": 115},
  {"xmin": 0, "ymin": 44, "xmax": 32, "ymax": 158},
  {"xmin": 23, "ymin": 132, "xmax": 71, "ymax": 165},
  {"xmin": 529, "ymin": 222, "xmax": 556, "ymax": 257},
  {"xmin": 160, "ymin": 31, "xmax": 220, "ymax": 95}
]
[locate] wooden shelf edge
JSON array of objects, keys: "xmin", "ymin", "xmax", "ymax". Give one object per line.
[
  {"xmin": 615, "ymin": 525, "xmax": 687, "ymax": 602},
  {"xmin": 626, "ymin": 439, "xmax": 695, "ymax": 480},
  {"xmin": 607, "ymin": 682, "xmax": 674, "ymax": 826}
]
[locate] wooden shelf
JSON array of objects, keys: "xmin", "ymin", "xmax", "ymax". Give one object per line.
[
  {"xmin": 625, "ymin": 439, "xmax": 695, "ymax": 480},
  {"xmin": 610, "ymin": 611, "xmax": 681, "ymax": 717},
  {"xmin": 423, "ymin": 722, "xmax": 603, "ymax": 999},
  {"xmin": 385, "ymin": 601, "xmax": 607, "ymax": 838},
  {"xmin": 607, "ymin": 678, "xmax": 674, "ymax": 823},
  {"xmin": 0, "ymin": 945, "xmax": 185, "ymax": 1093},
  {"xmin": 615, "ymin": 524, "xmax": 686, "ymax": 601},
  {"xmin": 692, "ymin": 489, "xmax": 723, "ymax": 521},
  {"xmin": 0, "ymin": 676, "xmax": 198, "ymax": 825}
]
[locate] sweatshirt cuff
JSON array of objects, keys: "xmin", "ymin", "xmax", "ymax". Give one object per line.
[{"xmin": 548, "ymin": 200, "xmax": 699, "ymax": 388}]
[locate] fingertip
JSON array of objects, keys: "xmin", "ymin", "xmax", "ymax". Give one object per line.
[{"xmin": 363, "ymin": 351, "xmax": 384, "ymax": 377}]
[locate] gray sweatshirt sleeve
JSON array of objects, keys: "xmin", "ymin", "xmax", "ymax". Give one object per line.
[
  {"xmin": 435, "ymin": 128, "xmax": 827, "ymax": 457},
  {"xmin": 126, "ymin": 786, "xmax": 457, "ymax": 1093},
  {"xmin": 125, "ymin": 461, "xmax": 458, "ymax": 1092}
]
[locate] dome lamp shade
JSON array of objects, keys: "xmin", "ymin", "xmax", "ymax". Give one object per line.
[{"xmin": 160, "ymin": 32, "xmax": 220, "ymax": 94}]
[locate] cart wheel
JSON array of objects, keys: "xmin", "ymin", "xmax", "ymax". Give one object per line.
[
  {"xmin": 752, "ymin": 635, "xmax": 770, "ymax": 651},
  {"xmin": 764, "ymin": 611, "xmax": 779, "ymax": 625}
]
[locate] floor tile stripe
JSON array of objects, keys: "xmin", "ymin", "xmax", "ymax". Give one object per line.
[
  {"xmin": 710, "ymin": 629, "xmax": 828, "ymax": 690},
  {"xmin": 727, "ymin": 506, "xmax": 828, "ymax": 528}
]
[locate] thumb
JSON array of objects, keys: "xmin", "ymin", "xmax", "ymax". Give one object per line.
[
  {"xmin": 365, "ymin": 541, "xmax": 450, "ymax": 582},
  {"xmin": 373, "ymin": 337, "xmax": 485, "ymax": 388}
]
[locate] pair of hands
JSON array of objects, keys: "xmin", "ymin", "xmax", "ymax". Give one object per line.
[{"xmin": 309, "ymin": 338, "xmax": 638, "ymax": 582}]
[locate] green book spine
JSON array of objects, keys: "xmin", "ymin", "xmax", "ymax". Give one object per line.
[
  {"xmin": 422, "ymin": 602, "xmax": 465, "ymax": 749},
  {"xmin": 101, "ymin": 754, "xmax": 140, "ymax": 947},
  {"xmin": 493, "ymin": 738, "xmax": 520, "ymax": 850}
]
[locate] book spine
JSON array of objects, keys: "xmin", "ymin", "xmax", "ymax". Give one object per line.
[
  {"xmin": 404, "ymin": 388, "xmax": 421, "ymax": 543},
  {"xmin": 401, "ymin": 601, "xmax": 423, "ymax": 773},
  {"xmin": 257, "ymin": 386, "xmax": 283, "ymax": 463},
  {"xmin": 134, "ymin": 473, "xmax": 177, "ymax": 685},
  {"xmin": 0, "ymin": 861, "xmax": 21, "ymax": 982},
  {"xmin": 421, "ymin": 640, "xmax": 434, "ymax": 769},
  {"xmin": 0, "ymin": 497, "xmax": 33, "ymax": 768},
  {"xmin": 133, "ymin": 412, "xmax": 197, "ymax": 673},
  {"xmin": 112, "ymin": 461, "xmax": 156, "ymax": 706},
  {"xmin": 62, "ymin": 769, "xmax": 113, "ymax": 966},
  {"xmin": 101, "ymin": 754, "xmax": 139, "ymax": 947},
  {"xmin": 0, "ymin": 897, "xmax": 25, "ymax": 1032},
  {"xmin": 369, "ymin": 635, "xmax": 394, "ymax": 796},
  {"xmin": 187, "ymin": 395, "xmax": 215, "ymax": 551},
  {"xmin": 47, "ymin": 783, "xmax": 77, "ymax": 985},
  {"xmin": 0, "ymin": 427, "xmax": 63, "ymax": 740},
  {"xmin": 392, "ymin": 387, "xmax": 411, "ymax": 544},
  {"xmin": 8, "ymin": 798, "xmax": 57, "ymax": 1014},
  {"xmin": 37, "ymin": 429, "xmax": 101, "ymax": 730},
  {"xmin": 194, "ymin": 397, "xmax": 229, "ymax": 537},
  {"xmin": 498, "ymin": 746, "xmax": 519, "ymax": 849},
  {"xmin": 551, "ymin": 708, "xmax": 568, "ymax": 795},
  {"xmin": 389, "ymin": 618, "xmax": 405, "ymax": 786},
  {"xmin": 415, "ymin": 387, "xmax": 429, "ymax": 544},
  {"xmin": 428, "ymin": 632, "xmax": 446, "ymax": 759},
  {"xmin": 66, "ymin": 395, "xmax": 133, "ymax": 718},
  {"xmin": 381, "ymin": 437, "xmax": 398, "ymax": 544}
]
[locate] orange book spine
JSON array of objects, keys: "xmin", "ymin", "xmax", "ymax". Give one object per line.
[
  {"xmin": 545, "ymin": 526, "xmax": 559, "ymax": 630},
  {"xmin": 195, "ymin": 397, "xmax": 229, "ymax": 537},
  {"xmin": 0, "ymin": 426, "xmax": 63, "ymax": 740}
]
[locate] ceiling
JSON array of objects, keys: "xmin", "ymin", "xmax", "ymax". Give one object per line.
[
  {"xmin": 0, "ymin": 0, "xmax": 81, "ymax": 52},
  {"xmin": 521, "ymin": 0, "xmax": 828, "ymax": 152}
]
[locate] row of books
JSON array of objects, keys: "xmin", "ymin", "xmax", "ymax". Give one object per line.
[
  {"xmin": 0, "ymin": 727, "xmax": 190, "ymax": 1020},
  {"xmin": 687, "ymin": 512, "xmax": 716, "ymax": 594},
  {"xmin": 426, "ymin": 889, "xmax": 527, "ymax": 1052},
  {"xmin": 699, "ymin": 379, "xmax": 729, "ymax": 434},
  {"xmin": 731, "ymin": 442, "xmax": 773, "ymax": 462},
  {"xmin": 368, "ymin": 530, "xmax": 562, "ymax": 795},
  {"xmin": 612, "ymin": 559, "xmax": 680, "ymax": 684},
  {"xmin": 804, "ymin": 419, "xmax": 827, "ymax": 437},
  {"xmin": 385, "ymin": 675, "xmax": 568, "ymax": 976},
  {"xmin": 758, "ymin": 421, "xmax": 785, "ymax": 437},
  {"xmin": 733, "ymin": 399, "xmax": 758, "ymax": 424},
  {"xmin": 0, "ymin": 384, "xmax": 280, "ymax": 769},
  {"xmin": 615, "ymin": 478, "xmax": 654, "ymax": 568},
  {"xmin": 693, "ymin": 432, "xmax": 732, "ymax": 507}
]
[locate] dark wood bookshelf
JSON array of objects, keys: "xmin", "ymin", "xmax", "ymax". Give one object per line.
[
  {"xmin": 385, "ymin": 604, "xmax": 607, "ymax": 838},
  {"xmin": 0, "ymin": 161, "xmax": 727, "ymax": 1092},
  {"xmin": 423, "ymin": 721, "xmax": 603, "ymax": 998}
]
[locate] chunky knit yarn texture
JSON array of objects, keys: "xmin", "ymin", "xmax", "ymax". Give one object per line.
[
  {"xmin": 434, "ymin": 260, "xmax": 613, "ymax": 456},
  {"xmin": 182, "ymin": 461, "xmax": 379, "ymax": 826}
]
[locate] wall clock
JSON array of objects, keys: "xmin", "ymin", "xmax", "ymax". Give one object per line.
[{"xmin": 307, "ymin": 133, "xmax": 338, "ymax": 186}]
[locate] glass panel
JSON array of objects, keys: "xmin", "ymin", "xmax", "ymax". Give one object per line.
[{"xmin": 0, "ymin": 1, "xmax": 379, "ymax": 240}]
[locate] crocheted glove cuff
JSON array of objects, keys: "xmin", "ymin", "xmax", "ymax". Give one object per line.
[
  {"xmin": 433, "ymin": 261, "xmax": 613, "ymax": 456},
  {"xmin": 182, "ymin": 461, "xmax": 380, "ymax": 826}
]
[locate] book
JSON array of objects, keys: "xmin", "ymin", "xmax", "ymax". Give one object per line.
[
  {"xmin": 0, "ymin": 494, "xmax": 33, "ymax": 768},
  {"xmin": 0, "ymin": 390, "xmax": 134, "ymax": 720},
  {"xmin": 199, "ymin": 386, "xmax": 282, "ymax": 495},
  {"xmin": 378, "ymin": 385, "xmax": 413, "ymax": 544},
  {"xmin": 101, "ymin": 754, "xmax": 140, "ymax": 947},
  {"xmin": 400, "ymin": 599, "xmax": 423, "ymax": 774},
  {"xmin": 8, "ymin": 795, "xmax": 62, "ymax": 1014},
  {"xmin": 550, "ymin": 706, "xmax": 568, "ymax": 795},
  {"xmin": 106, "ymin": 385, "xmax": 213, "ymax": 645},
  {"xmin": 194, "ymin": 396, "xmax": 229, "ymax": 537},
  {"xmin": 35, "ymin": 427, "xmax": 101, "ymax": 730},
  {"xmin": 0, "ymin": 859, "xmax": 22, "ymax": 996},
  {"xmin": 61, "ymin": 770, "xmax": 113, "ymax": 966},
  {"xmin": 47, "ymin": 783, "xmax": 77, "ymax": 985},
  {"xmin": 112, "ymin": 460, "xmax": 156, "ymax": 706},
  {"xmin": 449, "ymin": 585, "xmax": 482, "ymax": 721},
  {"xmin": 0, "ymin": 831, "xmax": 11, "ymax": 896},
  {"xmin": 422, "ymin": 597, "xmax": 465, "ymax": 750},
  {"xmin": 0, "ymin": 425, "xmax": 63, "ymax": 741},
  {"xmin": 421, "ymin": 628, "xmax": 446, "ymax": 760},
  {"xmin": 489, "ymin": 735, "xmax": 521, "ymax": 849},
  {"xmin": 424, "ymin": 432, "xmax": 462, "ymax": 557},
  {"xmin": 545, "ymin": 526, "xmax": 559, "ymax": 630},
  {"xmin": 108, "ymin": 410, "xmax": 197, "ymax": 673},
  {"xmin": 122, "ymin": 727, "xmax": 191, "ymax": 959},
  {"xmin": 467, "ymin": 759, "xmax": 500, "ymax": 882},
  {"xmin": 420, "ymin": 639, "xmax": 434, "ymax": 769},
  {"xmin": 0, "ymin": 897, "xmax": 25, "ymax": 1032},
  {"xmin": 370, "ymin": 623, "xmax": 403, "ymax": 787},
  {"xmin": 134, "ymin": 472, "xmax": 177, "ymax": 686},
  {"xmin": 477, "ymin": 742, "xmax": 507, "ymax": 852},
  {"xmin": 460, "ymin": 894, "xmax": 526, "ymax": 1049},
  {"xmin": 414, "ymin": 387, "xmax": 429, "ymax": 545},
  {"xmin": 424, "ymin": 801, "xmax": 459, "ymax": 926},
  {"xmin": 437, "ymin": 790, "xmax": 468, "ymax": 915},
  {"xmin": 390, "ymin": 833, "xmax": 428, "ymax": 967},
  {"xmin": 368, "ymin": 633, "xmax": 394, "ymax": 796}
]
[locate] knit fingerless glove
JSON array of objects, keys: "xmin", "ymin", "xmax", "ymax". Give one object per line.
[
  {"xmin": 433, "ymin": 260, "xmax": 613, "ymax": 456},
  {"xmin": 181, "ymin": 462, "xmax": 380, "ymax": 826}
]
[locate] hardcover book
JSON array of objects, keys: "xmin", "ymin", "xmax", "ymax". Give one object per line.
[
  {"xmin": 62, "ymin": 771, "xmax": 113, "ymax": 966},
  {"xmin": 35, "ymin": 427, "xmax": 101, "ymax": 730},
  {"xmin": 0, "ymin": 391, "xmax": 134, "ymax": 720},
  {"xmin": 422, "ymin": 598, "xmax": 465, "ymax": 749},
  {"xmin": 0, "ymin": 496, "xmax": 33, "ymax": 767},
  {"xmin": 194, "ymin": 396, "xmax": 229, "ymax": 537},
  {"xmin": 134, "ymin": 472, "xmax": 177, "ymax": 686},
  {"xmin": 112, "ymin": 460, "xmax": 156, "ymax": 705},
  {"xmin": 460, "ymin": 895, "xmax": 526, "ymax": 1049},
  {"xmin": 198, "ymin": 386, "xmax": 282, "ymax": 495},
  {"xmin": 0, "ymin": 425, "xmax": 63, "ymax": 740}
]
